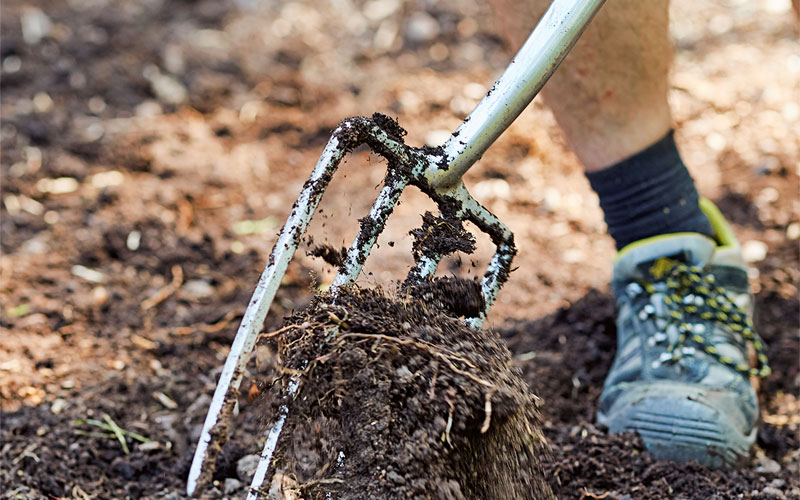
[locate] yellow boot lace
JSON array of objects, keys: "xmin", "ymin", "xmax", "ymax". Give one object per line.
[{"xmin": 632, "ymin": 257, "xmax": 771, "ymax": 378}]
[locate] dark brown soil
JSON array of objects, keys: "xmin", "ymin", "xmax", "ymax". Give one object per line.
[
  {"xmin": 407, "ymin": 276, "xmax": 485, "ymax": 319},
  {"xmin": 1, "ymin": 0, "xmax": 798, "ymax": 499},
  {"xmin": 409, "ymin": 212, "xmax": 477, "ymax": 261},
  {"xmin": 268, "ymin": 287, "xmax": 552, "ymax": 500},
  {"xmin": 308, "ymin": 244, "xmax": 348, "ymax": 269}
]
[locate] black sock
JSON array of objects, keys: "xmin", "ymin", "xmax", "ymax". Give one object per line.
[{"xmin": 585, "ymin": 130, "xmax": 713, "ymax": 250}]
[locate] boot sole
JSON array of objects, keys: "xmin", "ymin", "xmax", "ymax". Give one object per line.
[{"xmin": 597, "ymin": 385, "xmax": 755, "ymax": 468}]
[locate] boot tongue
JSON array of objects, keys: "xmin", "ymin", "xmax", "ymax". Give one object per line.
[{"xmin": 614, "ymin": 233, "xmax": 716, "ymax": 282}]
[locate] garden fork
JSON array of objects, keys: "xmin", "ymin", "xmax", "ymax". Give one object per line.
[{"xmin": 187, "ymin": 0, "xmax": 606, "ymax": 497}]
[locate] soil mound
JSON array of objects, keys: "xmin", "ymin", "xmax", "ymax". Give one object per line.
[{"xmin": 266, "ymin": 284, "xmax": 554, "ymax": 500}]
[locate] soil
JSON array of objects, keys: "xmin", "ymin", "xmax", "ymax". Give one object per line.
[
  {"xmin": 1, "ymin": 0, "xmax": 798, "ymax": 499},
  {"xmin": 307, "ymin": 244, "xmax": 348, "ymax": 269},
  {"xmin": 409, "ymin": 211, "xmax": 477, "ymax": 262},
  {"xmin": 407, "ymin": 276, "xmax": 485, "ymax": 319},
  {"xmin": 269, "ymin": 287, "xmax": 552, "ymax": 500}
]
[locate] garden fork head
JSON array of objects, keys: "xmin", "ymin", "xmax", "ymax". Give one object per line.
[
  {"xmin": 186, "ymin": 114, "xmax": 516, "ymax": 497},
  {"xmin": 187, "ymin": 0, "xmax": 605, "ymax": 497}
]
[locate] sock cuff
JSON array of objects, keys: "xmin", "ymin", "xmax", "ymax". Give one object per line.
[
  {"xmin": 585, "ymin": 130, "xmax": 681, "ymax": 192},
  {"xmin": 583, "ymin": 129, "xmax": 713, "ymax": 249}
]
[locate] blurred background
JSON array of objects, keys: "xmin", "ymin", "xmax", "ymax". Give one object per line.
[{"xmin": 1, "ymin": 0, "xmax": 798, "ymax": 498}]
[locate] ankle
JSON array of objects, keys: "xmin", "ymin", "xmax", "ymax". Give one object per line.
[{"xmin": 586, "ymin": 130, "xmax": 713, "ymax": 249}]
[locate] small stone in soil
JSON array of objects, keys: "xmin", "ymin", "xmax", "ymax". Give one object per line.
[
  {"xmin": 224, "ymin": 478, "xmax": 242, "ymax": 494},
  {"xmin": 236, "ymin": 454, "xmax": 260, "ymax": 482}
]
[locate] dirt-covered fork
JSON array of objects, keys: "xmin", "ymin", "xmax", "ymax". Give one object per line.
[{"xmin": 187, "ymin": 0, "xmax": 605, "ymax": 497}]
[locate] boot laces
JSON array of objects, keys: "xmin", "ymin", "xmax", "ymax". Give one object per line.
[{"xmin": 626, "ymin": 258, "xmax": 771, "ymax": 378}]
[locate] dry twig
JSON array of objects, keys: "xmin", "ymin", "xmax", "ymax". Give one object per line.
[{"xmin": 141, "ymin": 265, "xmax": 183, "ymax": 311}]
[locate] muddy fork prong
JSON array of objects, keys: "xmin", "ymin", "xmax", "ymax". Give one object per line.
[
  {"xmin": 403, "ymin": 181, "xmax": 516, "ymax": 328},
  {"xmin": 187, "ymin": 117, "xmax": 398, "ymax": 496},
  {"xmin": 445, "ymin": 182, "xmax": 516, "ymax": 329},
  {"xmin": 185, "ymin": 126, "xmax": 344, "ymax": 497},
  {"xmin": 187, "ymin": 116, "xmax": 437, "ymax": 497}
]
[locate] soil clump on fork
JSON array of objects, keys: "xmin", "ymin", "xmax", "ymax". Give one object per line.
[
  {"xmin": 307, "ymin": 244, "xmax": 349, "ymax": 268},
  {"xmin": 264, "ymin": 285, "xmax": 554, "ymax": 500}
]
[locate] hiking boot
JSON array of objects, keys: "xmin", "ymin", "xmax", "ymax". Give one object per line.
[{"xmin": 597, "ymin": 198, "xmax": 770, "ymax": 468}]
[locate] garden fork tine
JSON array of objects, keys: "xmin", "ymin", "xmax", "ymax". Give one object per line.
[{"xmin": 187, "ymin": 0, "xmax": 605, "ymax": 497}]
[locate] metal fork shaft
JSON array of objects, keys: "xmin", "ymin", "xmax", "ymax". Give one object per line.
[{"xmin": 427, "ymin": 0, "xmax": 606, "ymax": 189}]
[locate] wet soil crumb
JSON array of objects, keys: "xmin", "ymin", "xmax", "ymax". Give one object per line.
[
  {"xmin": 265, "ymin": 287, "xmax": 554, "ymax": 500},
  {"xmin": 408, "ymin": 276, "xmax": 485, "ymax": 318},
  {"xmin": 372, "ymin": 112, "xmax": 408, "ymax": 143},
  {"xmin": 410, "ymin": 211, "xmax": 476, "ymax": 261},
  {"xmin": 308, "ymin": 244, "xmax": 348, "ymax": 268}
]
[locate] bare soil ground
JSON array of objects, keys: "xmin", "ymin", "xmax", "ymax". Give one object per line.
[{"xmin": 1, "ymin": 0, "xmax": 798, "ymax": 499}]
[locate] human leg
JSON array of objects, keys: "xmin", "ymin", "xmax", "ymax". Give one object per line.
[
  {"xmin": 492, "ymin": 0, "xmax": 712, "ymax": 249},
  {"xmin": 491, "ymin": 0, "xmax": 671, "ymax": 171},
  {"xmin": 489, "ymin": 0, "xmax": 770, "ymax": 467}
]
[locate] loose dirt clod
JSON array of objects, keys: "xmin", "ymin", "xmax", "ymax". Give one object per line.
[
  {"xmin": 409, "ymin": 211, "xmax": 477, "ymax": 261},
  {"xmin": 407, "ymin": 276, "xmax": 485, "ymax": 318},
  {"xmin": 308, "ymin": 244, "xmax": 348, "ymax": 268},
  {"xmin": 264, "ymin": 286, "xmax": 554, "ymax": 500}
]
